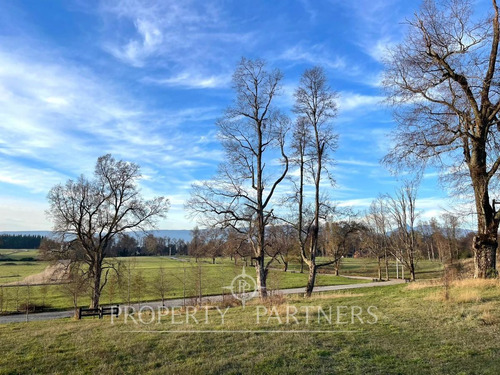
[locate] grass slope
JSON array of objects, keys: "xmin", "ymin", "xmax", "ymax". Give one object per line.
[{"xmin": 1, "ymin": 280, "xmax": 499, "ymax": 374}]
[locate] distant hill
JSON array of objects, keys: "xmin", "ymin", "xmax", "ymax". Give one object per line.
[{"xmin": 0, "ymin": 230, "xmax": 193, "ymax": 242}]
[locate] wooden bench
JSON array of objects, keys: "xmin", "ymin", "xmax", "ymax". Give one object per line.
[{"xmin": 78, "ymin": 305, "xmax": 119, "ymax": 319}]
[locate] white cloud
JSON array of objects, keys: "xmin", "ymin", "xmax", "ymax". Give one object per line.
[
  {"xmin": 143, "ymin": 72, "xmax": 230, "ymax": 89},
  {"xmin": 100, "ymin": 0, "xmax": 252, "ymax": 70},
  {"xmin": 338, "ymin": 92, "xmax": 384, "ymax": 112},
  {"xmin": 278, "ymin": 44, "xmax": 348, "ymax": 71},
  {"xmin": 337, "ymin": 159, "xmax": 379, "ymax": 167},
  {"xmin": 337, "ymin": 198, "xmax": 375, "ymax": 208}
]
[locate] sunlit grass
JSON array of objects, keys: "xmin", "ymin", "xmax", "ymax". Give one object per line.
[{"xmin": 1, "ymin": 282, "xmax": 499, "ymax": 374}]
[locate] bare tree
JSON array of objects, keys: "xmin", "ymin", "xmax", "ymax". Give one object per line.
[
  {"xmin": 153, "ymin": 264, "xmax": 169, "ymax": 306},
  {"xmin": 383, "ymin": 0, "xmax": 500, "ymax": 278},
  {"xmin": 188, "ymin": 226, "xmax": 204, "ymax": 262},
  {"xmin": 60, "ymin": 262, "xmax": 90, "ymax": 317},
  {"xmin": 267, "ymin": 224, "xmax": 297, "ymax": 272},
  {"xmin": 364, "ymin": 197, "xmax": 391, "ymax": 280},
  {"xmin": 386, "ymin": 181, "xmax": 420, "ymax": 281},
  {"xmin": 323, "ymin": 220, "xmax": 364, "ymax": 276},
  {"xmin": 224, "ymin": 228, "xmax": 252, "ymax": 266},
  {"xmin": 143, "ymin": 234, "xmax": 160, "ymax": 255},
  {"xmin": 47, "ymin": 154, "xmax": 169, "ymax": 308},
  {"xmin": 291, "ymin": 66, "xmax": 338, "ymax": 296},
  {"xmin": 202, "ymin": 228, "xmax": 226, "ymax": 264},
  {"xmin": 188, "ymin": 58, "xmax": 290, "ymax": 298}
]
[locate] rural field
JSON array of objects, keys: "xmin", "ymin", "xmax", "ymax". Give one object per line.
[
  {"xmin": 1, "ymin": 279, "xmax": 499, "ymax": 374},
  {"xmin": 0, "ymin": 250, "xmax": 443, "ymax": 315}
]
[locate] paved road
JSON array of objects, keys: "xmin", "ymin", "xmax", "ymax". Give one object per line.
[{"xmin": 0, "ymin": 278, "xmax": 404, "ymax": 324}]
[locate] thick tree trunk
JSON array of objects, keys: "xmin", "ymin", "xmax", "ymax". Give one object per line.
[
  {"xmin": 255, "ymin": 256, "xmax": 267, "ymax": 298},
  {"xmin": 283, "ymin": 261, "xmax": 288, "ymax": 272},
  {"xmin": 305, "ymin": 262, "xmax": 317, "ymax": 297},
  {"xmin": 470, "ymin": 149, "xmax": 499, "ymax": 278},
  {"xmin": 90, "ymin": 263, "xmax": 102, "ymax": 309},
  {"xmin": 473, "ymin": 233, "xmax": 498, "ymax": 278}
]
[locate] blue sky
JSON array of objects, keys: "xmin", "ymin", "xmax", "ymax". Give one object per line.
[{"xmin": 0, "ymin": 0, "xmax": 479, "ymax": 231}]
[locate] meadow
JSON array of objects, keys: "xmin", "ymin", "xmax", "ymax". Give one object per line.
[
  {"xmin": 0, "ymin": 279, "xmax": 498, "ymax": 374},
  {"xmin": 0, "ymin": 251, "xmax": 443, "ymax": 314}
]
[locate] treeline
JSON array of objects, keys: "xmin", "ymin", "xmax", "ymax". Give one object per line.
[
  {"xmin": 39, "ymin": 234, "xmax": 188, "ymax": 258},
  {"xmin": 0, "ymin": 234, "xmax": 44, "ymax": 249},
  {"xmin": 107, "ymin": 234, "xmax": 188, "ymax": 257},
  {"xmin": 187, "ymin": 212, "xmax": 473, "ymax": 278}
]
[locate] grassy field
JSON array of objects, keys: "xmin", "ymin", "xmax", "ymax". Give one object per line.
[
  {"xmin": 0, "ymin": 279, "xmax": 499, "ymax": 374},
  {"xmin": 289, "ymin": 257, "xmax": 444, "ymax": 279},
  {"xmin": 0, "ymin": 252, "xmax": 443, "ymax": 314},
  {"xmin": 0, "ymin": 255, "xmax": 365, "ymax": 314}
]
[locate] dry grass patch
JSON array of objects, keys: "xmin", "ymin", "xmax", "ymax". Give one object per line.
[
  {"xmin": 406, "ymin": 280, "xmax": 443, "ymax": 290},
  {"xmin": 475, "ymin": 302, "xmax": 500, "ymax": 325},
  {"xmin": 423, "ymin": 291, "xmax": 446, "ymax": 302},
  {"xmin": 420, "ymin": 278, "xmax": 499, "ymax": 303},
  {"xmin": 451, "ymin": 278, "xmax": 500, "ymax": 289},
  {"xmin": 452, "ymin": 288, "xmax": 482, "ymax": 303}
]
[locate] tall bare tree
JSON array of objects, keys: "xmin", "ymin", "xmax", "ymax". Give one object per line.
[
  {"xmin": 386, "ymin": 181, "xmax": 420, "ymax": 281},
  {"xmin": 383, "ymin": 0, "xmax": 500, "ymax": 278},
  {"xmin": 292, "ymin": 66, "xmax": 338, "ymax": 296},
  {"xmin": 47, "ymin": 154, "xmax": 169, "ymax": 308},
  {"xmin": 364, "ymin": 197, "xmax": 391, "ymax": 280},
  {"xmin": 188, "ymin": 58, "xmax": 289, "ymax": 298}
]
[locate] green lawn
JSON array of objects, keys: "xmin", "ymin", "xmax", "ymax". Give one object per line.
[
  {"xmin": 0, "ymin": 254, "xmax": 444, "ymax": 314},
  {"xmin": 287, "ymin": 257, "xmax": 444, "ymax": 280},
  {"xmin": 0, "ymin": 256, "xmax": 365, "ymax": 314},
  {"xmin": 0, "ymin": 279, "xmax": 499, "ymax": 374}
]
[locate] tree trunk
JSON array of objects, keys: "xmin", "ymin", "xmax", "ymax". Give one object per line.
[
  {"xmin": 305, "ymin": 262, "xmax": 317, "ymax": 297},
  {"xmin": 377, "ymin": 256, "xmax": 382, "ymax": 281},
  {"xmin": 90, "ymin": 263, "xmax": 102, "ymax": 309},
  {"xmin": 470, "ymin": 150, "xmax": 499, "ymax": 278},
  {"xmin": 384, "ymin": 250, "xmax": 389, "ymax": 280},
  {"xmin": 255, "ymin": 257, "xmax": 267, "ymax": 298},
  {"xmin": 410, "ymin": 263, "xmax": 416, "ymax": 282},
  {"xmin": 212, "ymin": 257, "xmax": 216, "ymax": 264},
  {"xmin": 473, "ymin": 233, "xmax": 498, "ymax": 278},
  {"xmin": 283, "ymin": 260, "xmax": 288, "ymax": 272},
  {"xmin": 300, "ymin": 257, "xmax": 304, "ymax": 273},
  {"xmin": 334, "ymin": 260, "xmax": 340, "ymax": 276}
]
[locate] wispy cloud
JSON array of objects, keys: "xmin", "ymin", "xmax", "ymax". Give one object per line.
[
  {"xmin": 0, "ymin": 44, "xmax": 224, "ymax": 229},
  {"xmin": 329, "ymin": 0, "xmax": 411, "ymax": 63},
  {"xmin": 338, "ymin": 92, "xmax": 384, "ymax": 112},
  {"xmin": 278, "ymin": 44, "xmax": 348, "ymax": 71},
  {"xmin": 142, "ymin": 72, "xmax": 231, "ymax": 89},
  {"xmin": 337, "ymin": 159, "xmax": 380, "ymax": 167},
  {"xmin": 99, "ymin": 0, "xmax": 253, "ymax": 75}
]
